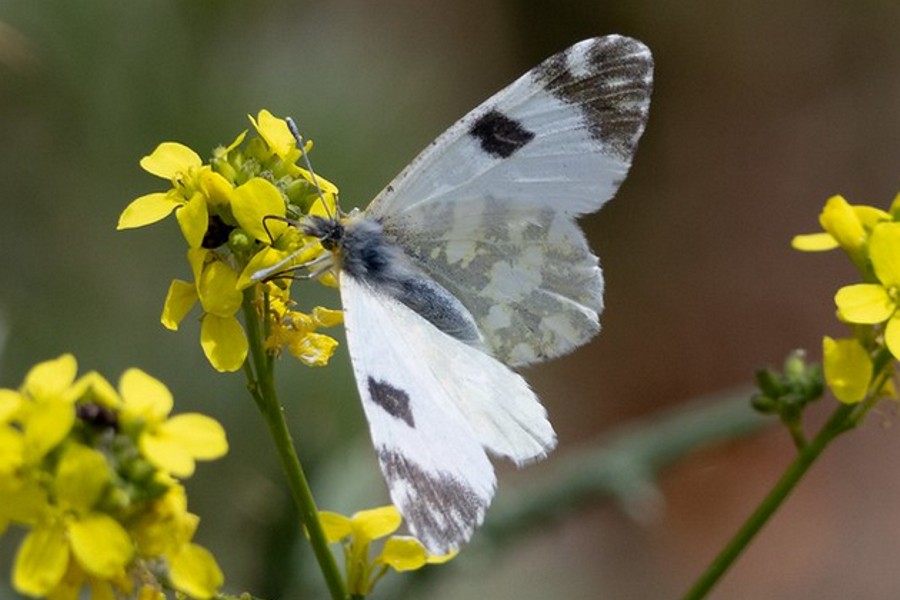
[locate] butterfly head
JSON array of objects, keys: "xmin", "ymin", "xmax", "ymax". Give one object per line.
[{"xmin": 302, "ymin": 214, "xmax": 344, "ymax": 252}]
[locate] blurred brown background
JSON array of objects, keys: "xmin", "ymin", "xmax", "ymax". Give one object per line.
[{"xmin": 2, "ymin": 1, "xmax": 900, "ymax": 598}]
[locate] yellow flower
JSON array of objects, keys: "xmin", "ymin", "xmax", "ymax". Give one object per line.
[
  {"xmin": 119, "ymin": 368, "xmax": 228, "ymax": 477},
  {"xmin": 161, "ymin": 248, "xmax": 249, "ymax": 372},
  {"xmin": 121, "ymin": 111, "xmax": 344, "ymax": 374},
  {"xmin": 792, "ymin": 195, "xmax": 890, "ymax": 269},
  {"xmin": 12, "ymin": 443, "xmax": 134, "ymax": 597},
  {"xmin": 262, "ymin": 287, "xmax": 341, "ymax": 367},
  {"xmin": 131, "ymin": 485, "xmax": 223, "ymax": 599},
  {"xmin": 1, "ymin": 357, "xmax": 227, "ymax": 600},
  {"xmin": 319, "ymin": 506, "xmax": 456, "ymax": 596},
  {"xmin": 6, "ymin": 354, "xmax": 81, "ymax": 465},
  {"xmin": 834, "ymin": 222, "xmax": 900, "ymax": 357},
  {"xmin": 118, "ymin": 142, "xmax": 219, "ymax": 248}
]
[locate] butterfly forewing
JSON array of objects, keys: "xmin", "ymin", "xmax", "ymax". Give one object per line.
[{"xmin": 363, "ymin": 35, "xmax": 653, "ymax": 365}]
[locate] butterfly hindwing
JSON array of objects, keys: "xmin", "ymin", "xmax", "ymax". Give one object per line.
[
  {"xmin": 364, "ymin": 36, "xmax": 653, "ymax": 366},
  {"xmin": 340, "ymin": 272, "xmax": 555, "ymax": 553}
]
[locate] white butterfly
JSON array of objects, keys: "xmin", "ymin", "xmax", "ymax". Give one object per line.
[{"xmin": 301, "ymin": 35, "xmax": 652, "ymax": 554}]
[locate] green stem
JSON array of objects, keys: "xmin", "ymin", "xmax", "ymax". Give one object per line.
[
  {"xmin": 241, "ymin": 291, "xmax": 347, "ymax": 600},
  {"xmin": 680, "ymin": 401, "xmax": 855, "ymax": 600}
]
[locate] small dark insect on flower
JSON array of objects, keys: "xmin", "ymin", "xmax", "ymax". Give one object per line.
[
  {"xmin": 76, "ymin": 402, "xmax": 119, "ymax": 431},
  {"xmin": 202, "ymin": 214, "xmax": 235, "ymax": 249}
]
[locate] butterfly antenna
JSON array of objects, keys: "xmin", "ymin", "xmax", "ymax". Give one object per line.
[{"xmin": 286, "ymin": 116, "xmax": 334, "ymax": 220}]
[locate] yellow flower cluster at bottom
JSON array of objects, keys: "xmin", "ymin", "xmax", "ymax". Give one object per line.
[{"xmin": 0, "ymin": 355, "xmax": 227, "ymax": 600}]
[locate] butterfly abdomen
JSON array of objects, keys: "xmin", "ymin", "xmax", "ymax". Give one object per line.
[{"xmin": 339, "ymin": 216, "xmax": 485, "ymax": 347}]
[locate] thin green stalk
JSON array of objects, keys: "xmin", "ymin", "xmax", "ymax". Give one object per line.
[
  {"xmin": 681, "ymin": 354, "xmax": 893, "ymax": 600},
  {"xmin": 680, "ymin": 401, "xmax": 854, "ymax": 600},
  {"xmin": 241, "ymin": 291, "xmax": 347, "ymax": 600}
]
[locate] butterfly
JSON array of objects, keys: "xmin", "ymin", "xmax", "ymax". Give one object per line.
[{"xmin": 299, "ymin": 35, "xmax": 652, "ymax": 554}]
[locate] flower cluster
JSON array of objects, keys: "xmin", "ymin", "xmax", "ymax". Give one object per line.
[
  {"xmin": 1, "ymin": 354, "xmax": 227, "ymax": 599},
  {"xmin": 793, "ymin": 192, "xmax": 900, "ymax": 404},
  {"xmin": 118, "ymin": 110, "xmax": 342, "ymax": 372},
  {"xmin": 318, "ymin": 506, "xmax": 456, "ymax": 597}
]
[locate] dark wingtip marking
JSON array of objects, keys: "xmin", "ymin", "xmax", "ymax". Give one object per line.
[
  {"xmin": 534, "ymin": 35, "xmax": 653, "ymax": 160},
  {"xmin": 469, "ymin": 109, "xmax": 536, "ymax": 158},
  {"xmin": 368, "ymin": 377, "xmax": 416, "ymax": 427},
  {"xmin": 377, "ymin": 447, "xmax": 488, "ymax": 554}
]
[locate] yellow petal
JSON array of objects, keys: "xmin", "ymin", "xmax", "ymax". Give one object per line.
[
  {"xmin": 885, "ymin": 313, "xmax": 900, "ymax": 360},
  {"xmin": 188, "ymin": 248, "xmax": 210, "ymax": 284},
  {"xmin": 140, "ymin": 429, "xmax": 197, "ymax": 477},
  {"xmin": 23, "ymin": 397, "xmax": 75, "ymax": 461},
  {"xmin": 199, "ymin": 170, "xmax": 234, "ymax": 207},
  {"xmin": 869, "ymin": 222, "xmax": 900, "ymax": 288},
  {"xmin": 55, "ymin": 444, "xmax": 110, "ymax": 512},
  {"xmin": 161, "ymin": 279, "xmax": 198, "ymax": 331},
  {"xmin": 119, "ymin": 368, "xmax": 173, "ymax": 423},
  {"xmin": 351, "ymin": 506, "xmax": 402, "ymax": 543},
  {"xmin": 158, "ymin": 414, "xmax": 228, "ymax": 461},
  {"xmin": 137, "ymin": 584, "xmax": 167, "ymax": 600},
  {"xmin": 819, "ymin": 195, "xmax": 865, "ymax": 255},
  {"xmin": 426, "ymin": 549, "xmax": 459, "ymax": 564},
  {"xmin": 834, "ymin": 284, "xmax": 894, "ymax": 324},
  {"xmin": 823, "ymin": 336, "xmax": 872, "ymax": 404},
  {"xmin": 197, "ymin": 261, "xmax": 242, "ymax": 317},
  {"xmin": 376, "ymin": 536, "xmax": 427, "ymax": 572},
  {"xmin": 0, "ymin": 389, "xmax": 22, "ymax": 422},
  {"xmin": 308, "ymin": 190, "xmax": 339, "ymax": 216},
  {"xmin": 70, "ymin": 371, "xmax": 121, "ymax": 409},
  {"xmin": 13, "ymin": 524, "xmax": 70, "ymax": 596},
  {"xmin": 250, "ymin": 110, "xmax": 295, "ymax": 159},
  {"xmin": 853, "ymin": 204, "xmax": 891, "ymax": 229},
  {"xmin": 790, "ymin": 232, "xmax": 838, "ymax": 252},
  {"xmin": 312, "ymin": 307, "xmax": 344, "ymax": 328},
  {"xmin": 222, "ymin": 129, "xmax": 247, "ymax": 154},
  {"xmin": 0, "ymin": 427, "xmax": 24, "ymax": 474},
  {"xmin": 89, "ymin": 579, "xmax": 116, "ymax": 600},
  {"xmin": 231, "ymin": 178, "xmax": 287, "ymax": 243},
  {"xmin": 289, "ymin": 333, "xmax": 338, "ymax": 367},
  {"xmin": 318, "ymin": 511, "xmax": 353, "ymax": 544},
  {"xmin": 176, "ymin": 192, "xmax": 209, "ymax": 249},
  {"xmin": 140, "ymin": 142, "xmax": 202, "ymax": 179},
  {"xmin": 118, "ymin": 193, "xmax": 181, "ymax": 229},
  {"xmin": 200, "ymin": 314, "xmax": 248, "ymax": 373},
  {"xmin": 890, "ymin": 190, "xmax": 900, "ymax": 216},
  {"xmin": 168, "ymin": 543, "xmax": 224, "ymax": 599},
  {"xmin": 23, "ymin": 354, "xmax": 78, "ymax": 401},
  {"xmin": 319, "ymin": 271, "xmax": 339, "ymax": 288},
  {"xmin": 69, "ymin": 514, "xmax": 133, "ymax": 578},
  {"xmin": 237, "ymin": 247, "xmax": 287, "ymax": 290}
]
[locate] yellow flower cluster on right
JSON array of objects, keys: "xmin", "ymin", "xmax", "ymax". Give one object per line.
[
  {"xmin": 793, "ymin": 193, "xmax": 900, "ymax": 403},
  {"xmin": 0, "ymin": 355, "xmax": 226, "ymax": 599}
]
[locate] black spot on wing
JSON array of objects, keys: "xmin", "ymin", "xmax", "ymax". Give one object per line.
[
  {"xmin": 368, "ymin": 377, "xmax": 415, "ymax": 427},
  {"xmin": 377, "ymin": 447, "xmax": 488, "ymax": 553},
  {"xmin": 534, "ymin": 35, "xmax": 653, "ymax": 160},
  {"xmin": 469, "ymin": 109, "xmax": 535, "ymax": 158}
]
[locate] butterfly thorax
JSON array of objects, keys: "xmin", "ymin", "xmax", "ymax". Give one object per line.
[{"xmin": 319, "ymin": 212, "xmax": 486, "ymax": 348}]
